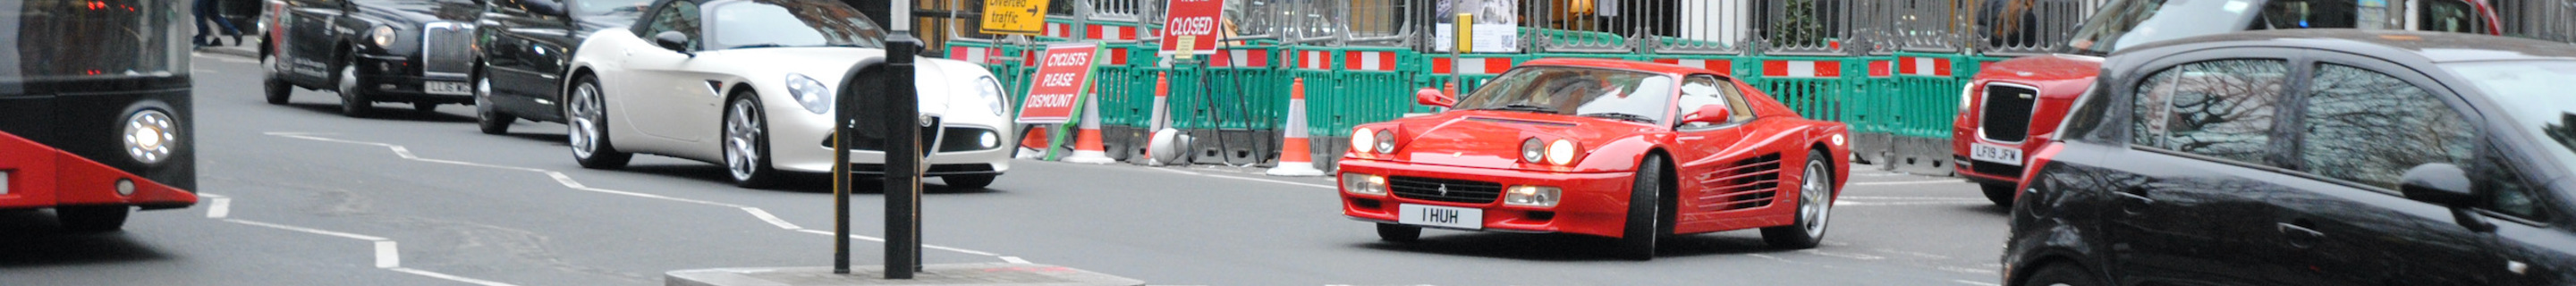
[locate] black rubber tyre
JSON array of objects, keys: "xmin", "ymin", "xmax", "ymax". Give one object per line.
[
  {"xmin": 55, "ymin": 206, "xmax": 131, "ymax": 233},
  {"xmin": 567, "ymin": 75, "xmax": 631, "ymax": 169},
  {"xmin": 335, "ymin": 59, "xmax": 373, "ymax": 118},
  {"xmin": 413, "ymin": 102, "xmax": 436, "ymax": 114},
  {"xmin": 722, "ymin": 95, "xmax": 780, "ymax": 189},
  {"xmin": 1375, "ymin": 223, "xmax": 1420, "ymax": 242},
  {"xmin": 1982, "ymin": 181, "xmax": 2017, "ymax": 206},
  {"xmin": 940, "ymin": 174, "xmax": 996, "ymax": 189},
  {"xmin": 474, "ymin": 65, "xmax": 515, "ymax": 135},
  {"xmin": 1615, "ymin": 156, "xmax": 1669, "ymax": 261},
  {"xmin": 262, "ymin": 53, "xmax": 292, "ymax": 105},
  {"xmin": 2019, "ymin": 263, "xmax": 2101, "ymax": 286},
  {"xmin": 1762, "ymin": 152, "xmax": 1837, "ymax": 248}
]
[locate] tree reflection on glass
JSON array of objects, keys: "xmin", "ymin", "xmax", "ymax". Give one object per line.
[
  {"xmin": 2132, "ymin": 59, "xmax": 2284, "ymax": 164},
  {"xmin": 2298, "ymin": 63, "xmax": 2473, "ymax": 190}
]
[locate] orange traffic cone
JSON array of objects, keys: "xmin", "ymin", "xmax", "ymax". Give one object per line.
[
  {"xmin": 1017, "ymin": 127, "xmax": 1048, "ymax": 159},
  {"xmin": 1063, "ymin": 93, "xmax": 1116, "ymax": 164},
  {"xmin": 1267, "ymin": 78, "xmax": 1324, "ymax": 176}
]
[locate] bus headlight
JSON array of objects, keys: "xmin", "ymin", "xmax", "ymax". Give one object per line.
[{"xmin": 123, "ymin": 109, "xmax": 177, "ymax": 165}]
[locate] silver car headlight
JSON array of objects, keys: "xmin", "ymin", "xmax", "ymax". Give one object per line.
[
  {"xmin": 975, "ymin": 76, "xmax": 1007, "ymax": 116},
  {"xmin": 1958, "ymin": 82, "xmax": 1978, "ymax": 112},
  {"xmin": 123, "ymin": 109, "xmax": 177, "ymax": 165},
  {"xmin": 786, "ymin": 73, "xmax": 832, "ymax": 114},
  {"xmin": 369, "ymin": 26, "xmax": 396, "ymax": 47}
]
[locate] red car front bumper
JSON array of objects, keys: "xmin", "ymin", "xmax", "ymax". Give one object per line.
[{"xmin": 1337, "ymin": 158, "xmax": 1639, "ymax": 238}]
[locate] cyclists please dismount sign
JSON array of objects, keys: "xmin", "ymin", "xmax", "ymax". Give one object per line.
[{"xmin": 1013, "ymin": 43, "xmax": 1103, "ymax": 124}]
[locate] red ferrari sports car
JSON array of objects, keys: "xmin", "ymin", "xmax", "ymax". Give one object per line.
[{"xmin": 1338, "ymin": 58, "xmax": 1852, "ymax": 260}]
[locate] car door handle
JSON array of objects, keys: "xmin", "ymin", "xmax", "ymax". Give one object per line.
[
  {"xmin": 2113, "ymin": 187, "xmax": 2153, "ymax": 214},
  {"xmin": 2278, "ymin": 222, "xmax": 2324, "ymax": 248}
]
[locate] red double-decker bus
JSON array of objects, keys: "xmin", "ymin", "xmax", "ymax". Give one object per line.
[{"xmin": 1, "ymin": 0, "xmax": 199, "ymax": 231}]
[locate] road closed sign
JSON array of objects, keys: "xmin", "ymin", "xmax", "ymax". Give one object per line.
[
  {"xmin": 1013, "ymin": 43, "xmax": 1104, "ymax": 124},
  {"xmin": 1159, "ymin": 0, "xmax": 1225, "ymax": 57},
  {"xmin": 979, "ymin": 0, "xmax": 1049, "ymax": 36}
]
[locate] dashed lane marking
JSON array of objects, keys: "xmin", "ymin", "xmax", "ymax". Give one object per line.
[
  {"xmin": 1083, "ymin": 162, "xmax": 1335, "ymax": 190},
  {"xmin": 203, "ymin": 193, "xmax": 233, "ymax": 218},
  {"xmin": 267, "ymin": 132, "xmax": 1014, "ymax": 261},
  {"xmin": 217, "ymin": 205, "xmax": 515, "ymax": 286},
  {"xmin": 999, "ymin": 257, "xmax": 1031, "ymax": 264}
]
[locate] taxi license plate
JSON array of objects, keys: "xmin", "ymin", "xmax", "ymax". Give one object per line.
[
  {"xmin": 1398, "ymin": 204, "xmax": 1482, "ymax": 230},
  {"xmin": 425, "ymin": 81, "xmax": 470, "ymax": 96},
  {"xmin": 1971, "ymin": 144, "xmax": 2022, "ymax": 165}
]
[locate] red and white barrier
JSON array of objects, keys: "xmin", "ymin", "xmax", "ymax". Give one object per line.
[
  {"xmin": 1652, "ymin": 58, "xmax": 1734, "ymax": 73},
  {"xmin": 948, "ymin": 46, "xmax": 1004, "ymax": 65},
  {"xmin": 1433, "ymin": 57, "xmax": 1514, "ymax": 74},
  {"xmin": 1761, "ymin": 60, "xmax": 1843, "ymax": 78},
  {"xmin": 1208, "ymin": 49, "xmax": 1271, "ymax": 68},
  {"xmin": 1898, "ymin": 56, "xmax": 1954, "ymax": 77},
  {"xmin": 1085, "ymin": 24, "xmax": 1139, "ymax": 41}
]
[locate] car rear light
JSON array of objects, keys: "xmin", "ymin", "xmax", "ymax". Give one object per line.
[
  {"xmin": 1504, "ymin": 186, "xmax": 1561, "ymax": 207},
  {"xmin": 2014, "ymin": 142, "xmax": 2067, "ymax": 200},
  {"xmin": 1342, "ymin": 172, "xmax": 1387, "ymax": 197}
]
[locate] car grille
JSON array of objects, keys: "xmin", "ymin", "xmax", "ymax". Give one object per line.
[
  {"xmin": 420, "ymin": 22, "xmax": 473, "ymax": 78},
  {"xmin": 1979, "ymin": 83, "xmax": 2038, "ymax": 142},
  {"xmin": 1388, "ymin": 177, "xmax": 1503, "ymax": 204},
  {"xmin": 1971, "ymin": 160, "xmax": 2024, "ymax": 178},
  {"xmin": 935, "ymin": 127, "xmax": 1001, "ymax": 152},
  {"xmin": 824, "ymin": 125, "xmax": 953, "ymax": 156}
]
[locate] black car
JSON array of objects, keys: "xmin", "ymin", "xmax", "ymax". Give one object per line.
[
  {"xmin": 2005, "ymin": 29, "xmax": 2576, "ymax": 286},
  {"xmin": 258, "ymin": 0, "xmax": 480, "ymax": 117},
  {"xmin": 468, "ymin": 0, "xmax": 652, "ymax": 134}
]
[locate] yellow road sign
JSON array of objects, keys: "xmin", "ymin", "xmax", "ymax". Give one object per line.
[{"xmin": 980, "ymin": 0, "xmax": 1050, "ymax": 36}]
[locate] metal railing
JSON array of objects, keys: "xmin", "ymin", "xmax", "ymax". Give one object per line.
[{"xmin": 2497, "ymin": 0, "xmax": 2576, "ymax": 44}]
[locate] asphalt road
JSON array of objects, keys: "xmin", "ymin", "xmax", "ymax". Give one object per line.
[{"xmin": 0, "ymin": 52, "xmax": 2013, "ymax": 285}]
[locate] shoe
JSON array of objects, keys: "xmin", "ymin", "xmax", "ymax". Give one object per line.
[{"xmin": 231, "ymin": 34, "xmax": 244, "ymax": 46}]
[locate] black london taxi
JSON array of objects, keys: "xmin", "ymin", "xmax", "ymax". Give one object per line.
[
  {"xmin": 258, "ymin": 0, "xmax": 480, "ymax": 117},
  {"xmin": 467, "ymin": 0, "xmax": 651, "ymax": 134},
  {"xmin": 2006, "ymin": 29, "xmax": 2576, "ymax": 286}
]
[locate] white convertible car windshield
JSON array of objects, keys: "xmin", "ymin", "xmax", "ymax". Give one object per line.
[{"xmin": 707, "ymin": 0, "xmax": 887, "ymax": 49}]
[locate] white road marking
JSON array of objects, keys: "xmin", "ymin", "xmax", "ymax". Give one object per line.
[
  {"xmin": 193, "ymin": 53, "xmax": 258, "ymax": 63},
  {"xmin": 1852, "ymin": 179, "xmax": 1965, "ymax": 186},
  {"xmin": 376, "ymin": 240, "xmax": 401, "ymax": 268},
  {"xmin": 1941, "ymin": 265, "xmax": 2001, "ymax": 274},
  {"xmin": 742, "ymin": 207, "xmax": 798, "ymax": 230},
  {"xmin": 1800, "ymin": 249, "xmax": 1885, "ymax": 260},
  {"xmin": 223, "ymin": 215, "xmax": 521, "ymax": 285},
  {"xmin": 267, "ymin": 132, "xmax": 1012, "ymax": 260},
  {"xmin": 1148, "ymin": 167, "xmax": 1200, "ymax": 175},
  {"xmin": 999, "ymin": 257, "xmax": 1031, "ymax": 264},
  {"xmin": 1952, "ymin": 280, "xmax": 2002, "ymax": 286},
  {"xmin": 202, "ymin": 193, "xmax": 232, "ymax": 218}
]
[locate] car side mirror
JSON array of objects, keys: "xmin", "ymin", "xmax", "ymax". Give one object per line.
[
  {"xmin": 1414, "ymin": 88, "xmax": 1455, "ymax": 108},
  {"xmin": 2400, "ymin": 163, "xmax": 2498, "ymax": 232},
  {"xmin": 1679, "ymin": 105, "xmax": 1732, "ymax": 126},
  {"xmin": 652, "ymin": 30, "xmax": 691, "ymax": 55},
  {"xmin": 2400, "ymin": 164, "xmax": 2474, "ymax": 207}
]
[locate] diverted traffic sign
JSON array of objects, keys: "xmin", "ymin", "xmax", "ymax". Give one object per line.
[
  {"xmin": 979, "ymin": 0, "xmax": 1050, "ymax": 36},
  {"xmin": 1158, "ymin": 0, "xmax": 1224, "ymax": 58},
  {"xmin": 1013, "ymin": 43, "xmax": 1104, "ymax": 124}
]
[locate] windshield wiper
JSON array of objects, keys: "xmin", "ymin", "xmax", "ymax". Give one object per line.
[
  {"xmin": 1578, "ymin": 112, "xmax": 1657, "ymax": 123},
  {"xmin": 1479, "ymin": 104, "xmax": 1558, "ymax": 114}
]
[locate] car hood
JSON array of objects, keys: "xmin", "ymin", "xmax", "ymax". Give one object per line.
[
  {"xmin": 1373, "ymin": 110, "xmax": 1660, "ymax": 170},
  {"xmin": 1975, "ymin": 54, "xmax": 2104, "ymax": 99},
  {"xmin": 694, "ymin": 47, "xmax": 995, "ymax": 122}
]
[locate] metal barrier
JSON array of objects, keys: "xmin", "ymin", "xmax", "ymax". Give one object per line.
[
  {"xmin": 1967, "ymin": 0, "xmax": 2106, "ymax": 56},
  {"xmin": 2498, "ymin": 0, "xmax": 2576, "ymax": 44}
]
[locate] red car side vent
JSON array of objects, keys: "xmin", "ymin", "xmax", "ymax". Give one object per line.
[{"xmin": 1697, "ymin": 153, "xmax": 1783, "ymax": 211}]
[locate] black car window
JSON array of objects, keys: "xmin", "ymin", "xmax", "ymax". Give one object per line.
[
  {"xmin": 2131, "ymin": 59, "xmax": 2286, "ymax": 164},
  {"xmin": 1674, "ymin": 74, "xmax": 1751, "ymax": 128},
  {"xmin": 2296, "ymin": 63, "xmax": 2475, "ymax": 194},
  {"xmin": 2252, "ymin": 0, "xmax": 2361, "ymax": 30},
  {"xmin": 2478, "ymin": 147, "xmax": 2547, "ymax": 220},
  {"xmin": 639, "ymin": 1, "xmax": 701, "ymax": 51}
]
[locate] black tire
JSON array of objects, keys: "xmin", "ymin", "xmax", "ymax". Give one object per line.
[
  {"xmin": 1375, "ymin": 223, "xmax": 1419, "ymax": 242},
  {"xmin": 2018, "ymin": 263, "xmax": 2101, "ymax": 286},
  {"xmin": 940, "ymin": 174, "xmax": 996, "ymax": 189},
  {"xmin": 567, "ymin": 75, "xmax": 631, "ymax": 169},
  {"xmin": 413, "ymin": 102, "xmax": 436, "ymax": 114},
  {"xmin": 335, "ymin": 59, "xmax": 373, "ymax": 117},
  {"xmin": 55, "ymin": 206, "xmax": 131, "ymax": 233},
  {"xmin": 262, "ymin": 53, "xmax": 292, "ymax": 105},
  {"xmin": 1982, "ymin": 181, "xmax": 2017, "ymax": 206},
  {"xmin": 1616, "ymin": 155, "xmax": 1670, "ymax": 261},
  {"xmin": 722, "ymin": 95, "xmax": 780, "ymax": 189},
  {"xmin": 474, "ymin": 65, "xmax": 514, "ymax": 135},
  {"xmin": 1762, "ymin": 152, "xmax": 1837, "ymax": 248}
]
